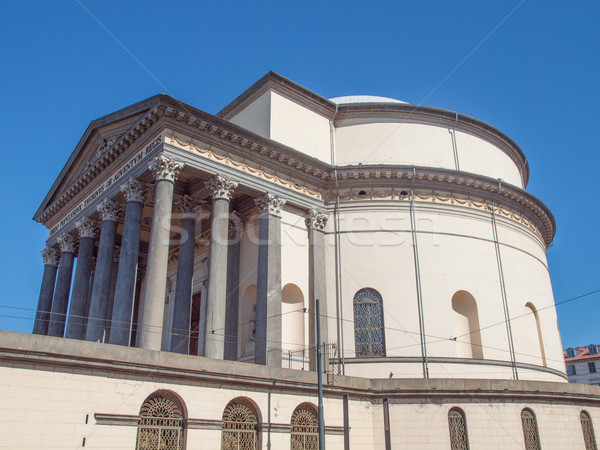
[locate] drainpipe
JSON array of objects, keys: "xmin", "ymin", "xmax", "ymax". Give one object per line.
[
  {"xmin": 410, "ymin": 168, "xmax": 428, "ymax": 378},
  {"xmin": 449, "ymin": 112, "xmax": 460, "ymax": 171},
  {"xmin": 330, "ymin": 103, "xmax": 345, "ymax": 374},
  {"xmin": 491, "ymin": 181, "xmax": 518, "ymax": 380}
]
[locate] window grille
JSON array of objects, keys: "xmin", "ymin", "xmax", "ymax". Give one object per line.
[
  {"xmin": 136, "ymin": 392, "xmax": 184, "ymax": 450},
  {"xmin": 521, "ymin": 408, "xmax": 541, "ymax": 450},
  {"xmin": 581, "ymin": 411, "xmax": 598, "ymax": 450},
  {"xmin": 290, "ymin": 404, "xmax": 319, "ymax": 450},
  {"xmin": 221, "ymin": 399, "xmax": 259, "ymax": 450},
  {"xmin": 353, "ymin": 288, "xmax": 386, "ymax": 357},
  {"xmin": 448, "ymin": 408, "xmax": 469, "ymax": 450}
]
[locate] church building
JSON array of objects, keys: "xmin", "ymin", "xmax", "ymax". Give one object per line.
[{"xmin": 1, "ymin": 72, "xmax": 599, "ymax": 449}]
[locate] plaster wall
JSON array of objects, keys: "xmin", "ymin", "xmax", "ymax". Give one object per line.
[
  {"xmin": 322, "ymin": 200, "xmax": 563, "ymax": 381},
  {"xmin": 334, "ymin": 118, "xmax": 523, "ymax": 187},
  {"xmin": 270, "ymin": 91, "xmax": 331, "ymax": 163},
  {"xmin": 1, "ymin": 362, "xmax": 597, "ymax": 449},
  {"xmin": 228, "ymin": 90, "xmax": 271, "ymax": 139},
  {"xmin": 228, "ymin": 90, "xmax": 332, "ymax": 163}
]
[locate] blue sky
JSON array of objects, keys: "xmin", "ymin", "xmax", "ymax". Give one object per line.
[{"xmin": 0, "ymin": 1, "xmax": 598, "ymax": 349}]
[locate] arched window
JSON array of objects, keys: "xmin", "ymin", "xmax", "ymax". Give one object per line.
[
  {"xmin": 581, "ymin": 410, "xmax": 598, "ymax": 450},
  {"xmin": 521, "ymin": 408, "xmax": 541, "ymax": 450},
  {"xmin": 353, "ymin": 288, "xmax": 385, "ymax": 357},
  {"xmin": 451, "ymin": 291, "xmax": 483, "ymax": 359},
  {"xmin": 290, "ymin": 403, "xmax": 319, "ymax": 449},
  {"xmin": 448, "ymin": 407, "xmax": 469, "ymax": 450},
  {"xmin": 525, "ymin": 302, "xmax": 547, "ymax": 366},
  {"xmin": 136, "ymin": 390, "xmax": 185, "ymax": 450},
  {"xmin": 221, "ymin": 397, "xmax": 260, "ymax": 450}
]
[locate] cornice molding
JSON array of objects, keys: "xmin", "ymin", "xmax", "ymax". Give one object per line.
[
  {"xmin": 35, "ymin": 106, "xmax": 164, "ymax": 224},
  {"xmin": 36, "ymin": 100, "xmax": 554, "ymax": 247}
]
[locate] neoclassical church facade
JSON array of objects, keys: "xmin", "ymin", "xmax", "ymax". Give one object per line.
[{"xmin": 1, "ymin": 72, "xmax": 599, "ymax": 449}]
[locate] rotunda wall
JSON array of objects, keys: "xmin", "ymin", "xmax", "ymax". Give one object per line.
[
  {"xmin": 334, "ymin": 117, "xmax": 524, "ymax": 187},
  {"xmin": 325, "ymin": 200, "xmax": 563, "ymax": 381}
]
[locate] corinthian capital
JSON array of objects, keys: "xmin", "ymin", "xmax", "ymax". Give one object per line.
[
  {"xmin": 305, "ymin": 209, "xmax": 328, "ymax": 230},
  {"xmin": 75, "ymin": 216, "xmax": 98, "ymax": 239},
  {"xmin": 148, "ymin": 152, "xmax": 185, "ymax": 183},
  {"xmin": 254, "ymin": 193, "xmax": 287, "ymax": 218},
  {"xmin": 205, "ymin": 174, "xmax": 238, "ymax": 201},
  {"xmin": 41, "ymin": 247, "xmax": 59, "ymax": 267},
  {"xmin": 174, "ymin": 195, "xmax": 204, "ymax": 219},
  {"xmin": 120, "ymin": 177, "xmax": 148, "ymax": 203},
  {"xmin": 57, "ymin": 233, "xmax": 77, "ymax": 253},
  {"xmin": 97, "ymin": 199, "xmax": 122, "ymax": 222}
]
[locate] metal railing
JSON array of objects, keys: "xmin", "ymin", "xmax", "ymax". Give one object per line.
[{"xmin": 284, "ymin": 343, "xmax": 341, "ymax": 375}]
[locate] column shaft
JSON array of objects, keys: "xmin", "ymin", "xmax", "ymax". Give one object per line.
[
  {"xmin": 48, "ymin": 239, "xmax": 76, "ymax": 337},
  {"xmin": 86, "ymin": 202, "xmax": 119, "ymax": 342},
  {"xmin": 205, "ymin": 197, "xmax": 231, "ymax": 359},
  {"xmin": 110, "ymin": 200, "xmax": 144, "ymax": 346},
  {"xmin": 105, "ymin": 249, "xmax": 119, "ymax": 342},
  {"xmin": 254, "ymin": 193, "xmax": 286, "ymax": 366},
  {"xmin": 171, "ymin": 216, "xmax": 196, "ymax": 353},
  {"xmin": 65, "ymin": 235, "xmax": 95, "ymax": 339},
  {"xmin": 130, "ymin": 265, "xmax": 145, "ymax": 346},
  {"xmin": 33, "ymin": 248, "xmax": 59, "ymax": 335},
  {"xmin": 224, "ymin": 219, "xmax": 242, "ymax": 361},
  {"xmin": 197, "ymin": 281, "xmax": 208, "ymax": 356},
  {"xmin": 139, "ymin": 154, "xmax": 183, "ymax": 350},
  {"xmin": 307, "ymin": 210, "xmax": 329, "ymax": 371}
]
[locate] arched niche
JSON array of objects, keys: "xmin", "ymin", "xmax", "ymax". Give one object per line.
[
  {"xmin": 240, "ymin": 284, "xmax": 257, "ymax": 357},
  {"xmin": 525, "ymin": 302, "xmax": 547, "ymax": 367},
  {"xmin": 282, "ymin": 283, "xmax": 305, "ymax": 351},
  {"xmin": 451, "ymin": 290, "xmax": 483, "ymax": 359}
]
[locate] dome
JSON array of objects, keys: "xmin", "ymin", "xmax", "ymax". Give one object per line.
[{"xmin": 329, "ymin": 95, "xmax": 408, "ymax": 105}]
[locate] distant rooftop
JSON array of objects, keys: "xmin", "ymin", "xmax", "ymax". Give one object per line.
[{"xmin": 329, "ymin": 95, "xmax": 408, "ymax": 105}]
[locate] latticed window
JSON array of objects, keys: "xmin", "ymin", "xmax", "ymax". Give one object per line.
[
  {"xmin": 353, "ymin": 288, "xmax": 385, "ymax": 357},
  {"xmin": 448, "ymin": 407, "xmax": 469, "ymax": 450},
  {"xmin": 136, "ymin": 391, "xmax": 184, "ymax": 450},
  {"xmin": 581, "ymin": 410, "xmax": 598, "ymax": 450},
  {"xmin": 221, "ymin": 398, "xmax": 259, "ymax": 450},
  {"xmin": 290, "ymin": 403, "xmax": 319, "ymax": 450},
  {"xmin": 521, "ymin": 408, "xmax": 541, "ymax": 450}
]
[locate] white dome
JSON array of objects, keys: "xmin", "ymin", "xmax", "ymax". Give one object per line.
[{"xmin": 329, "ymin": 95, "xmax": 408, "ymax": 105}]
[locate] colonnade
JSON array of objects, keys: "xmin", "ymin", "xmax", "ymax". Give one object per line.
[{"xmin": 33, "ymin": 152, "xmax": 328, "ymax": 367}]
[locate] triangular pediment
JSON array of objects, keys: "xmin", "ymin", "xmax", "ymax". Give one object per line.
[{"xmin": 35, "ymin": 95, "xmax": 163, "ymax": 222}]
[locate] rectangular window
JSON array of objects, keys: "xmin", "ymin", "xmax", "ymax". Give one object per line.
[
  {"xmin": 589, "ymin": 345, "xmax": 598, "ymax": 355},
  {"xmin": 567, "ymin": 365, "xmax": 576, "ymax": 375},
  {"xmin": 567, "ymin": 348, "xmax": 575, "ymax": 358},
  {"xmin": 589, "ymin": 362, "xmax": 597, "ymax": 373}
]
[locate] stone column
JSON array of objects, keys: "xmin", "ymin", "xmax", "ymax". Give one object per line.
[
  {"xmin": 130, "ymin": 262, "xmax": 146, "ymax": 347},
  {"xmin": 170, "ymin": 195, "xmax": 203, "ymax": 354},
  {"xmin": 306, "ymin": 209, "xmax": 330, "ymax": 371},
  {"xmin": 254, "ymin": 193, "xmax": 286, "ymax": 366},
  {"xmin": 110, "ymin": 178, "xmax": 148, "ymax": 346},
  {"xmin": 105, "ymin": 246, "xmax": 119, "ymax": 342},
  {"xmin": 65, "ymin": 217, "xmax": 98, "ymax": 340},
  {"xmin": 204, "ymin": 175, "xmax": 238, "ymax": 360},
  {"xmin": 33, "ymin": 247, "xmax": 60, "ymax": 335},
  {"xmin": 197, "ymin": 279, "xmax": 208, "ymax": 356},
  {"xmin": 139, "ymin": 153, "xmax": 184, "ymax": 350},
  {"xmin": 86, "ymin": 199, "xmax": 121, "ymax": 342},
  {"xmin": 48, "ymin": 233, "xmax": 77, "ymax": 337},
  {"xmin": 224, "ymin": 211, "xmax": 243, "ymax": 361}
]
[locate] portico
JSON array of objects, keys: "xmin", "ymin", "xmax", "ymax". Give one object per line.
[{"xmin": 32, "ymin": 96, "xmax": 329, "ymax": 368}]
